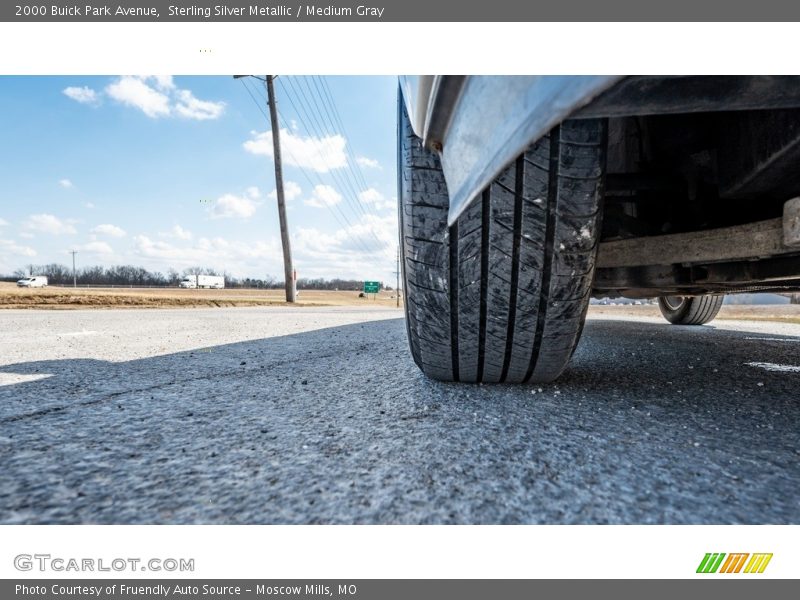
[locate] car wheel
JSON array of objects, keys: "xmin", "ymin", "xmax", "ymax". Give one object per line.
[
  {"xmin": 657, "ymin": 294, "xmax": 724, "ymax": 325},
  {"xmin": 398, "ymin": 95, "xmax": 607, "ymax": 383}
]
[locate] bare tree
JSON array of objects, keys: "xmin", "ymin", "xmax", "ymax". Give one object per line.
[{"xmin": 4, "ymin": 263, "xmax": 384, "ymax": 291}]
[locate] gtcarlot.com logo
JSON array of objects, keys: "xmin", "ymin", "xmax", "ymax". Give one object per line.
[
  {"xmin": 14, "ymin": 554, "xmax": 195, "ymax": 573},
  {"xmin": 696, "ymin": 553, "xmax": 773, "ymax": 574}
]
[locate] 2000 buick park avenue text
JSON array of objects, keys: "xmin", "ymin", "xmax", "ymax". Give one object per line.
[{"xmin": 30, "ymin": 4, "xmax": 387, "ymax": 18}]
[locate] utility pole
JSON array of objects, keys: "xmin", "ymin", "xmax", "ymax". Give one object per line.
[
  {"xmin": 70, "ymin": 250, "xmax": 77, "ymax": 287},
  {"xmin": 266, "ymin": 75, "xmax": 296, "ymax": 303}
]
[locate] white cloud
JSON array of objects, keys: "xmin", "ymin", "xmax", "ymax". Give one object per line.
[
  {"xmin": 0, "ymin": 239, "xmax": 36, "ymax": 257},
  {"xmin": 246, "ymin": 186, "xmax": 261, "ymax": 199},
  {"xmin": 84, "ymin": 202, "xmax": 95, "ymax": 209},
  {"xmin": 63, "ymin": 86, "xmax": 99, "ymax": 105},
  {"xmin": 300, "ymin": 213, "xmax": 396, "ymax": 252},
  {"xmin": 106, "ymin": 76, "xmax": 171, "ymax": 118},
  {"xmin": 304, "ymin": 184, "xmax": 342, "ymax": 209},
  {"xmin": 132, "ymin": 235, "xmax": 182, "ymax": 260},
  {"xmin": 90, "ymin": 223, "xmax": 126, "ymax": 238},
  {"xmin": 357, "ymin": 188, "xmax": 396, "ymax": 211},
  {"xmin": 356, "ymin": 156, "xmax": 381, "ymax": 169},
  {"xmin": 104, "ymin": 76, "xmax": 224, "ymax": 121},
  {"xmin": 0, "ymin": 218, "xmax": 8, "ymax": 227},
  {"xmin": 174, "ymin": 89, "xmax": 225, "ymax": 121},
  {"xmin": 244, "ymin": 129, "xmax": 347, "ymax": 173},
  {"xmin": 19, "ymin": 232, "xmax": 34, "ymax": 239},
  {"xmin": 208, "ymin": 192, "xmax": 260, "ymax": 220},
  {"xmin": 267, "ymin": 181, "xmax": 302, "ymax": 202},
  {"xmin": 164, "ymin": 225, "xmax": 192, "ymax": 240},
  {"xmin": 293, "ymin": 212, "xmax": 398, "ymax": 280},
  {"xmin": 24, "ymin": 214, "xmax": 77, "ymax": 235},
  {"xmin": 149, "ymin": 75, "xmax": 175, "ymax": 90},
  {"xmin": 132, "ymin": 234, "xmax": 282, "ymax": 274},
  {"xmin": 358, "ymin": 188, "xmax": 383, "ymax": 204},
  {"xmin": 59, "ymin": 178, "xmax": 73, "ymax": 189},
  {"xmin": 80, "ymin": 241, "xmax": 114, "ymax": 254}
]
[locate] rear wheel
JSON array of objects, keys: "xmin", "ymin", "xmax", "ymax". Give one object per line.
[
  {"xmin": 657, "ymin": 294, "xmax": 724, "ymax": 325},
  {"xmin": 399, "ymin": 97, "xmax": 607, "ymax": 383}
]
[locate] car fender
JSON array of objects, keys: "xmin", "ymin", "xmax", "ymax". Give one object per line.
[{"xmin": 400, "ymin": 75, "xmax": 622, "ymax": 225}]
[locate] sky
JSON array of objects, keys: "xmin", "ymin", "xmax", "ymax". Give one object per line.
[{"xmin": 0, "ymin": 75, "xmax": 399, "ymax": 282}]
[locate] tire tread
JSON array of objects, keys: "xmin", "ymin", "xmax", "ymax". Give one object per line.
[
  {"xmin": 658, "ymin": 295, "xmax": 724, "ymax": 325},
  {"xmin": 399, "ymin": 94, "xmax": 605, "ymax": 383}
]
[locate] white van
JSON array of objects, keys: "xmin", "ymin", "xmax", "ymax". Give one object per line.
[
  {"xmin": 179, "ymin": 275, "xmax": 224, "ymax": 289},
  {"xmin": 17, "ymin": 276, "xmax": 48, "ymax": 288}
]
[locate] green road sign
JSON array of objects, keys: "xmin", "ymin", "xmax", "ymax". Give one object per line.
[{"xmin": 363, "ymin": 281, "xmax": 380, "ymax": 294}]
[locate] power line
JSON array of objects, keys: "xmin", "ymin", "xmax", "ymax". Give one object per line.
[
  {"xmin": 272, "ymin": 78, "xmax": 362, "ymax": 215},
  {"xmin": 308, "ymin": 77, "xmax": 394, "ymax": 276},
  {"xmin": 315, "ymin": 76, "xmax": 377, "ymax": 196},
  {"xmin": 307, "ymin": 75, "xmax": 385, "ymax": 225},
  {"xmin": 239, "ymin": 77, "xmax": 269, "ymax": 121},
  {"xmin": 238, "ymin": 76, "xmax": 392, "ymax": 266},
  {"xmin": 274, "ymin": 111, "xmax": 380, "ymax": 256},
  {"xmin": 238, "ymin": 78, "xmax": 380, "ymax": 257},
  {"xmin": 276, "ymin": 78, "xmax": 386, "ymax": 254},
  {"xmin": 302, "ymin": 75, "xmax": 383, "ymax": 223},
  {"xmin": 311, "ymin": 76, "xmax": 379, "ymax": 210},
  {"xmin": 279, "ymin": 77, "xmax": 375, "ymax": 225},
  {"xmin": 278, "ymin": 76, "xmax": 382, "ymax": 235},
  {"xmin": 310, "ymin": 76, "xmax": 398, "ymax": 272}
]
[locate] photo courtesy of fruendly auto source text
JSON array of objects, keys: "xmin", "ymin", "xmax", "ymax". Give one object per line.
[{"xmin": 0, "ymin": 1, "xmax": 798, "ymax": 596}]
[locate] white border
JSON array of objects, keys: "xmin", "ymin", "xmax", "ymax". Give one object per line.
[
  {"xmin": 1, "ymin": 19, "xmax": 798, "ymax": 581},
  {"xmin": 0, "ymin": 22, "xmax": 799, "ymax": 75},
  {"xmin": 0, "ymin": 525, "xmax": 797, "ymax": 579}
]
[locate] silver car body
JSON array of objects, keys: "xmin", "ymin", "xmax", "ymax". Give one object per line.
[{"xmin": 400, "ymin": 75, "xmax": 622, "ymax": 225}]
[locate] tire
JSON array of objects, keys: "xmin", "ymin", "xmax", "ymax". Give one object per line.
[
  {"xmin": 657, "ymin": 295, "xmax": 724, "ymax": 325},
  {"xmin": 399, "ymin": 96, "xmax": 606, "ymax": 383}
]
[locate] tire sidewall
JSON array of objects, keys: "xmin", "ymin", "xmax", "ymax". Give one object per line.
[{"xmin": 658, "ymin": 296, "xmax": 691, "ymax": 324}]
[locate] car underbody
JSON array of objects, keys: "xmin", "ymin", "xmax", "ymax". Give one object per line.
[
  {"xmin": 398, "ymin": 75, "xmax": 800, "ymax": 383},
  {"xmin": 589, "ymin": 77, "xmax": 800, "ymax": 298},
  {"xmin": 405, "ymin": 75, "xmax": 800, "ymax": 299}
]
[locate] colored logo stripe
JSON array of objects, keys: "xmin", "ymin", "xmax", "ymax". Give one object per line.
[
  {"xmin": 744, "ymin": 553, "xmax": 773, "ymax": 574},
  {"xmin": 697, "ymin": 553, "xmax": 772, "ymax": 574},
  {"xmin": 719, "ymin": 553, "xmax": 749, "ymax": 573},
  {"xmin": 697, "ymin": 553, "xmax": 726, "ymax": 573}
]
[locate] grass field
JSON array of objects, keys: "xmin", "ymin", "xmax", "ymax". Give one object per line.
[
  {"xmin": 2, "ymin": 283, "xmax": 799, "ymax": 323},
  {"xmin": 0, "ymin": 282, "xmax": 403, "ymax": 309}
]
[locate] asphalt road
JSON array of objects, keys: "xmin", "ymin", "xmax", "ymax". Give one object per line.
[{"xmin": 0, "ymin": 306, "xmax": 798, "ymax": 524}]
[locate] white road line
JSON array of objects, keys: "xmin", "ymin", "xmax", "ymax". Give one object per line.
[
  {"xmin": 57, "ymin": 330, "xmax": 99, "ymax": 337},
  {"xmin": 745, "ymin": 361, "xmax": 800, "ymax": 373}
]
